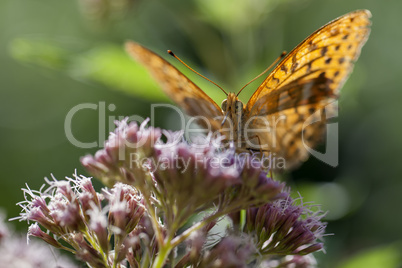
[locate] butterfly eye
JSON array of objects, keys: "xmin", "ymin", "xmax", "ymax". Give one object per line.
[
  {"xmin": 235, "ymin": 101, "xmax": 243, "ymax": 112},
  {"xmin": 221, "ymin": 99, "xmax": 228, "ymax": 111}
]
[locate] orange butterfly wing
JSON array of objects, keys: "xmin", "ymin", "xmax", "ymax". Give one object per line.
[
  {"xmin": 244, "ymin": 10, "xmax": 371, "ymax": 168},
  {"xmin": 125, "ymin": 42, "xmax": 224, "ymax": 132}
]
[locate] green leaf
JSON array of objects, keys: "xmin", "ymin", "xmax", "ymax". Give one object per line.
[
  {"xmin": 8, "ymin": 38, "xmax": 168, "ymax": 101},
  {"xmin": 8, "ymin": 37, "xmax": 228, "ymax": 103},
  {"xmin": 337, "ymin": 243, "xmax": 402, "ymax": 268},
  {"xmin": 69, "ymin": 44, "xmax": 168, "ymax": 101},
  {"xmin": 9, "ymin": 38, "xmax": 70, "ymax": 70}
]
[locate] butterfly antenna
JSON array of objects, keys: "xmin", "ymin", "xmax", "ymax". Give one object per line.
[
  {"xmin": 168, "ymin": 50, "xmax": 228, "ymax": 96},
  {"xmin": 237, "ymin": 51, "xmax": 287, "ymax": 97}
]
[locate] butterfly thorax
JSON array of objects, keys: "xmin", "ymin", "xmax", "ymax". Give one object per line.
[{"xmin": 221, "ymin": 93, "xmax": 245, "ymax": 144}]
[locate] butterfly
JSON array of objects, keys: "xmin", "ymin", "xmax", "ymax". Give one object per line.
[{"xmin": 125, "ymin": 10, "xmax": 371, "ymax": 169}]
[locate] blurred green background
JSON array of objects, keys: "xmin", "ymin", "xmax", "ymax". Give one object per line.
[{"xmin": 1, "ymin": 0, "xmax": 401, "ymax": 267}]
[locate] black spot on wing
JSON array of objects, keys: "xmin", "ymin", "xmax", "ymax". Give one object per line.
[
  {"xmin": 306, "ymin": 62, "xmax": 312, "ymax": 72},
  {"xmin": 291, "ymin": 62, "xmax": 299, "ymax": 73},
  {"xmin": 281, "ymin": 64, "xmax": 288, "ymax": 74},
  {"xmin": 321, "ymin": 47, "xmax": 328, "ymax": 56}
]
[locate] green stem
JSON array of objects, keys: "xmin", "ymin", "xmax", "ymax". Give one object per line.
[
  {"xmin": 138, "ymin": 174, "xmax": 164, "ymax": 246},
  {"xmin": 169, "ymin": 199, "xmax": 259, "ymax": 249},
  {"xmin": 83, "ymin": 230, "xmax": 109, "ymax": 266},
  {"xmin": 152, "ymin": 239, "xmax": 172, "ymax": 268},
  {"xmin": 170, "ymin": 209, "xmax": 225, "ymax": 248},
  {"xmin": 240, "ymin": 209, "xmax": 246, "ymax": 231},
  {"xmin": 140, "ymin": 249, "xmax": 151, "ymax": 268}
]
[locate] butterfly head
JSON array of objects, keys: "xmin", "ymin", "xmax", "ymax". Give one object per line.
[
  {"xmin": 221, "ymin": 93, "xmax": 244, "ymax": 134},
  {"xmin": 221, "ymin": 93, "xmax": 244, "ymax": 114}
]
